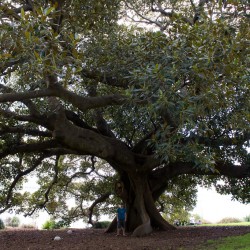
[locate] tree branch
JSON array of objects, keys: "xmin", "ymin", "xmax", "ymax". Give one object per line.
[
  {"xmin": 65, "ymin": 110, "xmax": 97, "ymax": 131},
  {"xmin": 2, "ymin": 153, "xmax": 51, "ymax": 211},
  {"xmin": 0, "ymin": 88, "xmax": 55, "ymax": 103},
  {"xmin": 151, "ymin": 3, "xmax": 193, "ymax": 25},
  {"xmin": 0, "ymin": 83, "xmax": 39, "ymax": 115},
  {"xmin": 88, "ymin": 192, "xmax": 111, "ymax": 225},
  {"xmin": 0, "ymin": 59, "xmax": 22, "ymax": 75},
  {"xmin": 51, "ymin": 83, "xmax": 126, "ymax": 111},
  {"xmin": 81, "ymin": 68, "xmax": 130, "ymax": 88},
  {"xmin": 40, "ymin": 155, "xmax": 60, "ymax": 210},
  {"xmin": 0, "ymin": 140, "xmax": 60, "ymax": 158},
  {"xmin": 0, "ymin": 84, "xmax": 126, "ymax": 111},
  {"xmin": 0, "ymin": 125, "xmax": 52, "ymax": 137},
  {"xmin": 150, "ymin": 159, "xmax": 250, "ymax": 200},
  {"xmin": 171, "ymin": 161, "xmax": 249, "ymax": 179}
]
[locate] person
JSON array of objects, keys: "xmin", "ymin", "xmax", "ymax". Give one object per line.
[{"xmin": 117, "ymin": 204, "xmax": 127, "ymax": 236}]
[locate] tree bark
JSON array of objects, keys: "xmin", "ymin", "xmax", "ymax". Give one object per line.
[{"xmin": 106, "ymin": 173, "xmax": 175, "ymax": 236}]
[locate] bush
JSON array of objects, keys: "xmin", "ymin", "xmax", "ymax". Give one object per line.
[
  {"xmin": 93, "ymin": 221, "xmax": 111, "ymax": 229},
  {"xmin": 53, "ymin": 219, "xmax": 71, "ymax": 229},
  {"xmin": 42, "ymin": 220, "xmax": 56, "ymax": 230},
  {"xmin": 11, "ymin": 216, "xmax": 20, "ymax": 227},
  {"xmin": 0, "ymin": 218, "xmax": 5, "ymax": 229},
  {"xmin": 244, "ymin": 215, "xmax": 250, "ymax": 222},
  {"xmin": 42, "ymin": 219, "xmax": 70, "ymax": 230},
  {"xmin": 5, "ymin": 216, "xmax": 20, "ymax": 227},
  {"xmin": 218, "ymin": 217, "xmax": 242, "ymax": 224}
]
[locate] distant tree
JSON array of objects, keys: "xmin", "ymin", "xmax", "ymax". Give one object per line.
[
  {"xmin": 12, "ymin": 216, "xmax": 21, "ymax": 227},
  {"xmin": 5, "ymin": 216, "xmax": 20, "ymax": 227},
  {"xmin": 158, "ymin": 177, "xmax": 197, "ymax": 223},
  {"xmin": 0, "ymin": 0, "xmax": 249, "ymax": 236},
  {"xmin": 218, "ymin": 217, "xmax": 242, "ymax": 224},
  {"xmin": 243, "ymin": 215, "xmax": 250, "ymax": 222}
]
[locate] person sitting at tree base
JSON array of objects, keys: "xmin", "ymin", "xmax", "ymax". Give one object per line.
[{"xmin": 117, "ymin": 204, "xmax": 127, "ymax": 236}]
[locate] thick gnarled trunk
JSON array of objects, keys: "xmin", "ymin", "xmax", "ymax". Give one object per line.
[{"xmin": 106, "ymin": 173, "xmax": 175, "ymax": 236}]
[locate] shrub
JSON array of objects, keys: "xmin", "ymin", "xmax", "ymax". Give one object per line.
[
  {"xmin": 42, "ymin": 219, "xmax": 70, "ymax": 230},
  {"xmin": 5, "ymin": 216, "xmax": 20, "ymax": 227},
  {"xmin": 11, "ymin": 216, "xmax": 20, "ymax": 227},
  {"xmin": 93, "ymin": 221, "xmax": 111, "ymax": 229},
  {"xmin": 218, "ymin": 217, "xmax": 242, "ymax": 224},
  {"xmin": 244, "ymin": 215, "xmax": 250, "ymax": 222},
  {"xmin": 42, "ymin": 220, "xmax": 56, "ymax": 230},
  {"xmin": 53, "ymin": 219, "xmax": 71, "ymax": 229},
  {"xmin": 0, "ymin": 218, "xmax": 5, "ymax": 229}
]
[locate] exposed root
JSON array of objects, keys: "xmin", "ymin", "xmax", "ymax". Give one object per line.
[{"xmin": 132, "ymin": 219, "xmax": 153, "ymax": 237}]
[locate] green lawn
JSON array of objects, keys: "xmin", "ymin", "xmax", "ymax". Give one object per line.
[
  {"xmin": 199, "ymin": 233, "xmax": 250, "ymax": 250},
  {"xmin": 199, "ymin": 222, "xmax": 250, "ymax": 227}
]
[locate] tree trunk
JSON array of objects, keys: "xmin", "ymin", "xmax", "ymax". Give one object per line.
[{"xmin": 106, "ymin": 173, "xmax": 175, "ymax": 236}]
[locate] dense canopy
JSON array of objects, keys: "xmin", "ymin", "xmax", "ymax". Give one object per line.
[{"xmin": 0, "ymin": 0, "xmax": 249, "ymax": 235}]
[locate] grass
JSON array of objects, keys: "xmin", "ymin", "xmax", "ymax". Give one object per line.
[
  {"xmin": 199, "ymin": 222, "xmax": 250, "ymax": 227},
  {"xmin": 199, "ymin": 233, "xmax": 250, "ymax": 250}
]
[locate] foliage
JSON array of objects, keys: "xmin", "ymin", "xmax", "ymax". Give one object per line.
[
  {"xmin": 54, "ymin": 219, "xmax": 71, "ymax": 229},
  {"xmin": 0, "ymin": 218, "xmax": 5, "ymax": 229},
  {"xmin": 160, "ymin": 176, "xmax": 197, "ymax": 223},
  {"xmin": 42, "ymin": 218, "xmax": 70, "ymax": 230},
  {"xmin": 5, "ymin": 216, "xmax": 20, "ymax": 228},
  {"xmin": 218, "ymin": 217, "xmax": 242, "ymax": 224},
  {"xmin": 42, "ymin": 219, "xmax": 70, "ymax": 230},
  {"xmin": 42, "ymin": 220, "xmax": 56, "ymax": 230},
  {"xmin": 243, "ymin": 215, "xmax": 250, "ymax": 222},
  {"xmin": 0, "ymin": 0, "xmax": 249, "ymax": 232}
]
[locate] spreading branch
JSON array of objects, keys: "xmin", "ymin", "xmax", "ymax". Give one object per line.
[
  {"xmin": 88, "ymin": 192, "xmax": 112, "ymax": 225},
  {"xmin": 0, "ymin": 153, "xmax": 51, "ymax": 213}
]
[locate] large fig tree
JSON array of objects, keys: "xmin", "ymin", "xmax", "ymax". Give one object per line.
[{"xmin": 0, "ymin": 0, "xmax": 249, "ymax": 236}]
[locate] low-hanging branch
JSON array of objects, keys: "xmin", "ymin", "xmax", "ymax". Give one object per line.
[
  {"xmin": 0, "ymin": 140, "xmax": 60, "ymax": 158},
  {"xmin": 0, "ymin": 126, "xmax": 52, "ymax": 137},
  {"xmin": 1, "ymin": 153, "xmax": 50, "ymax": 213},
  {"xmin": 39, "ymin": 155, "xmax": 60, "ymax": 211},
  {"xmin": 88, "ymin": 192, "xmax": 112, "ymax": 225}
]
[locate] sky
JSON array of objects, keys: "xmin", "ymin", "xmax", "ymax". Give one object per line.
[
  {"xmin": 1, "ymin": 186, "xmax": 249, "ymax": 228},
  {"xmin": 192, "ymin": 187, "xmax": 250, "ymax": 223}
]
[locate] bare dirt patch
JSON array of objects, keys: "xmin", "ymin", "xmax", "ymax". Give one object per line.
[{"xmin": 0, "ymin": 226, "xmax": 250, "ymax": 250}]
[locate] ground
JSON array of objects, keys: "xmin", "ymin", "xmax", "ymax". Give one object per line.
[{"xmin": 0, "ymin": 226, "xmax": 250, "ymax": 250}]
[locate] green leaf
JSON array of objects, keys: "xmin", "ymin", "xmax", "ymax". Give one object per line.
[
  {"xmin": 21, "ymin": 8, "xmax": 25, "ymax": 19},
  {"xmin": 44, "ymin": 7, "xmax": 55, "ymax": 16}
]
